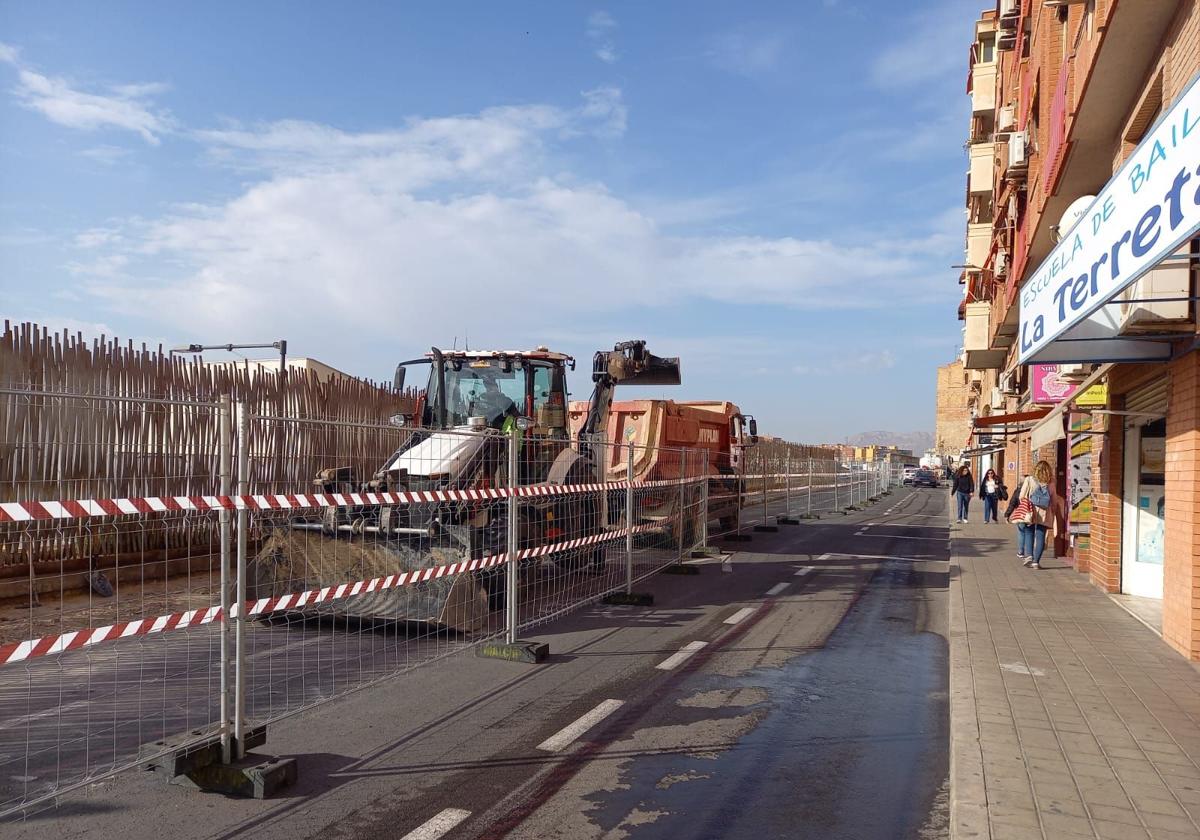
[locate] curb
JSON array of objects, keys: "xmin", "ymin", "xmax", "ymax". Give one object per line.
[{"xmin": 948, "ymin": 517, "xmax": 990, "ymax": 840}]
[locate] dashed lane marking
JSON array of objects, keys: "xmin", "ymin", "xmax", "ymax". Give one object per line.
[
  {"xmin": 537, "ymin": 699, "xmax": 625, "ymax": 752},
  {"xmin": 723, "ymin": 607, "xmax": 757, "ymax": 625},
  {"xmin": 765, "ymin": 582, "xmax": 790, "ymax": 596},
  {"xmin": 820, "ymin": 552, "xmax": 942, "ymax": 562},
  {"xmin": 856, "ymin": 533, "xmax": 948, "ymax": 541},
  {"xmin": 655, "ymin": 640, "xmax": 707, "ymax": 671},
  {"xmin": 794, "ymin": 565, "xmax": 815, "ymax": 576},
  {"xmin": 400, "ymin": 808, "xmax": 472, "ymax": 840}
]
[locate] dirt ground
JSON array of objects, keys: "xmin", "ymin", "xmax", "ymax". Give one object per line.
[{"xmin": 0, "ymin": 574, "xmax": 221, "ymax": 646}]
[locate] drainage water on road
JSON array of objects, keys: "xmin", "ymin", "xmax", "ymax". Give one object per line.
[{"xmin": 589, "ymin": 560, "xmax": 949, "ymax": 840}]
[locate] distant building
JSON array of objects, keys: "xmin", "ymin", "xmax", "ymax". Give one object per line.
[
  {"xmin": 935, "ymin": 361, "xmax": 971, "ymax": 457},
  {"xmin": 202, "ymin": 356, "xmax": 354, "ymax": 384}
]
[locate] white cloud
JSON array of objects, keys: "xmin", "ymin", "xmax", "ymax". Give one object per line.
[
  {"xmin": 0, "ymin": 42, "xmax": 171, "ymax": 143},
  {"xmin": 586, "ymin": 11, "xmax": 619, "ymax": 64},
  {"xmin": 65, "ymin": 94, "xmax": 951, "ymax": 371},
  {"xmin": 794, "ymin": 350, "xmax": 897, "ymax": 376},
  {"xmin": 870, "ymin": 1, "xmax": 974, "ymax": 90},
  {"xmin": 80, "ymin": 145, "xmax": 133, "ymax": 165},
  {"xmin": 708, "ymin": 29, "xmax": 788, "ymax": 77}
]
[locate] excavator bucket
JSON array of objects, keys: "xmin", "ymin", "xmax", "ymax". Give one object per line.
[
  {"xmin": 249, "ymin": 530, "xmax": 491, "ymax": 633},
  {"xmin": 597, "ymin": 341, "xmax": 681, "ymax": 387}
]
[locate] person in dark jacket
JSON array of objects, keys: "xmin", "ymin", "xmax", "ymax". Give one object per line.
[
  {"xmin": 978, "ymin": 468, "xmax": 1004, "ymax": 524},
  {"xmin": 951, "ymin": 464, "xmax": 973, "ymax": 523}
]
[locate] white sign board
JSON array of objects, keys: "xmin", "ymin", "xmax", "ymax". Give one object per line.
[{"xmin": 1019, "ymin": 71, "xmax": 1200, "ymax": 363}]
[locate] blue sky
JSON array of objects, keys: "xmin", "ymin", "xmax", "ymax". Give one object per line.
[{"xmin": 0, "ymin": 1, "xmax": 977, "ymax": 444}]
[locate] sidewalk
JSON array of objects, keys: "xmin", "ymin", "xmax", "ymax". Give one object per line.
[{"xmin": 950, "ymin": 514, "xmax": 1200, "ymax": 840}]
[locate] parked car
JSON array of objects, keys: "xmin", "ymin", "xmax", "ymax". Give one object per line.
[
  {"xmin": 902, "ymin": 466, "xmax": 920, "ymax": 486},
  {"xmin": 912, "ymin": 469, "xmax": 940, "ymax": 488}
]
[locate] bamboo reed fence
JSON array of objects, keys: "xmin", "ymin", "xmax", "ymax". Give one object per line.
[{"xmin": 0, "ymin": 321, "xmax": 415, "ymax": 589}]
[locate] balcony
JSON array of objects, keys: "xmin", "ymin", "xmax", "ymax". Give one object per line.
[
  {"xmin": 966, "ymin": 222, "xmax": 990, "ymax": 269},
  {"xmin": 963, "ymin": 301, "xmax": 1007, "ymax": 370},
  {"xmin": 972, "ymin": 62, "xmax": 997, "ymax": 114},
  {"xmin": 968, "ymin": 142, "xmax": 997, "ymax": 195}
]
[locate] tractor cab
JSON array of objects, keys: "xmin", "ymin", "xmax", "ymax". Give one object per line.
[{"xmin": 394, "ymin": 346, "xmax": 575, "ymax": 436}]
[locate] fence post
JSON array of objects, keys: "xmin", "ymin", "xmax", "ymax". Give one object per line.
[
  {"xmin": 506, "ymin": 429, "xmax": 519, "ymax": 645},
  {"xmin": 701, "ymin": 460, "xmax": 709, "ymax": 548},
  {"xmin": 626, "ymin": 444, "xmax": 635, "ymax": 595},
  {"xmin": 234, "ymin": 401, "xmax": 249, "ymax": 759},
  {"xmin": 807, "ymin": 458, "xmax": 813, "ymax": 517},
  {"xmin": 677, "ymin": 448, "xmax": 686, "ymax": 564},
  {"xmin": 761, "ymin": 448, "xmax": 768, "ymax": 525},
  {"xmin": 218, "ymin": 395, "xmax": 232, "ymax": 765},
  {"xmin": 833, "ymin": 460, "xmax": 839, "ymax": 510},
  {"xmin": 784, "ymin": 452, "xmax": 791, "ymax": 515}
]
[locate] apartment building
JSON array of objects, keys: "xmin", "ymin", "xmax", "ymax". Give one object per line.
[{"xmin": 956, "ymin": 0, "xmax": 1200, "ymax": 658}]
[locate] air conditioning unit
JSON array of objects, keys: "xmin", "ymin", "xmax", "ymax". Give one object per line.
[
  {"xmin": 998, "ymin": 105, "xmax": 1016, "ymax": 132},
  {"xmin": 1008, "ymin": 131, "xmax": 1029, "ymax": 171},
  {"xmin": 999, "ymin": 0, "xmax": 1019, "ymax": 19},
  {"xmin": 990, "ymin": 387, "xmax": 1005, "ymax": 410},
  {"xmin": 1118, "ymin": 253, "xmax": 1193, "ymax": 334},
  {"xmin": 995, "ymin": 249, "xmax": 1008, "ymax": 277},
  {"xmin": 999, "ymin": 371, "xmax": 1021, "ymax": 396},
  {"xmin": 1057, "ymin": 364, "xmax": 1090, "ymax": 381}
]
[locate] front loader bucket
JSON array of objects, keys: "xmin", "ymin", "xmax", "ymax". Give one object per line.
[{"xmin": 249, "ymin": 530, "xmax": 491, "ymax": 633}]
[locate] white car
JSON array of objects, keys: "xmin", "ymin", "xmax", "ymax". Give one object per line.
[{"xmin": 902, "ymin": 466, "xmax": 920, "ymax": 485}]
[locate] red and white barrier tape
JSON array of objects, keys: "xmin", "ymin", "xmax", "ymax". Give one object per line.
[
  {"xmin": 0, "ymin": 522, "xmax": 663, "ymax": 667},
  {"xmin": 0, "ymin": 477, "xmax": 703, "ymax": 524}
]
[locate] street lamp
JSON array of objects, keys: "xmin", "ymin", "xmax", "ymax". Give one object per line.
[{"xmin": 170, "ymin": 340, "xmax": 288, "ymax": 375}]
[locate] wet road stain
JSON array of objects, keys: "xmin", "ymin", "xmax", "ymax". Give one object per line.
[{"xmin": 586, "ymin": 561, "xmax": 949, "ymax": 840}]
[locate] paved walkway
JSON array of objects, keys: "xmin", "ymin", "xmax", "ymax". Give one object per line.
[{"xmin": 950, "ymin": 514, "xmax": 1200, "ymax": 840}]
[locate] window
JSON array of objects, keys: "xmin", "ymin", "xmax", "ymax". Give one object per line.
[{"xmin": 979, "ymin": 34, "xmax": 996, "ymax": 64}]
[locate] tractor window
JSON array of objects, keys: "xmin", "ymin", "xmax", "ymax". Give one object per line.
[
  {"xmin": 442, "ymin": 361, "xmax": 527, "ymax": 427},
  {"xmin": 530, "ymin": 363, "xmax": 556, "ymax": 413}
]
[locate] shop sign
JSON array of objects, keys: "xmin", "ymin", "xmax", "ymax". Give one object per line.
[
  {"xmin": 1075, "ymin": 383, "xmax": 1108, "ymax": 407},
  {"xmin": 1018, "ymin": 70, "xmax": 1200, "ymax": 363},
  {"xmin": 1031, "ymin": 364, "xmax": 1075, "ymax": 403}
]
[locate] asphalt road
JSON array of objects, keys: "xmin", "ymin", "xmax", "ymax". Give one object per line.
[{"xmin": 3, "ymin": 484, "xmax": 947, "ymax": 838}]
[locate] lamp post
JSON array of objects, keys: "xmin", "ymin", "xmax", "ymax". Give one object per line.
[{"xmin": 170, "ymin": 340, "xmax": 288, "ymax": 375}]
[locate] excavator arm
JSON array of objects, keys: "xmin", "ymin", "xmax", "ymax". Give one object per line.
[{"xmin": 578, "ymin": 340, "xmax": 681, "ymax": 454}]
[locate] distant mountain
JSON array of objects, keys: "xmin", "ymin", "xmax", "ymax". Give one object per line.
[{"xmin": 846, "ymin": 431, "xmax": 934, "ymax": 453}]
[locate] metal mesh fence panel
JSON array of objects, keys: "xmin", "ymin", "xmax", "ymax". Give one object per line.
[{"xmin": 0, "ymin": 390, "xmax": 228, "ymax": 818}]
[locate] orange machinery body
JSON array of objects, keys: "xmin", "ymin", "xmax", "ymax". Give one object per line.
[{"xmin": 567, "ymin": 399, "xmax": 746, "ymax": 482}]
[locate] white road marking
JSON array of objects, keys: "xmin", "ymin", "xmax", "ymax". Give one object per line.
[
  {"xmin": 820, "ymin": 552, "xmax": 938, "ymax": 562},
  {"xmin": 765, "ymin": 582, "xmax": 790, "ymax": 596},
  {"xmin": 656, "ymin": 640, "xmax": 707, "ymax": 671},
  {"xmin": 400, "ymin": 808, "xmax": 471, "ymax": 840},
  {"xmin": 817, "ymin": 553, "xmax": 833, "ymax": 560},
  {"xmin": 855, "ymin": 531, "xmax": 947, "ymax": 541},
  {"xmin": 860, "ymin": 522, "xmax": 944, "ymax": 529},
  {"xmin": 724, "ymin": 607, "xmax": 757, "ymax": 625},
  {"xmin": 794, "ymin": 565, "xmax": 815, "ymax": 576},
  {"xmin": 1001, "ymin": 662, "xmax": 1046, "ymax": 677},
  {"xmin": 537, "ymin": 699, "xmax": 625, "ymax": 752}
]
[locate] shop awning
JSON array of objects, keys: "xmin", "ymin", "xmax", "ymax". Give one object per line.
[
  {"xmin": 974, "ymin": 408, "xmax": 1051, "ymax": 427},
  {"xmin": 961, "ymin": 444, "xmax": 1006, "ymax": 459},
  {"xmin": 1029, "ymin": 363, "xmax": 1112, "ymax": 450}
]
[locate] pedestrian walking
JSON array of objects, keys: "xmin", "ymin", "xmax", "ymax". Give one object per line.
[
  {"xmin": 1007, "ymin": 460, "xmax": 1060, "ymax": 569},
  {"xmin": 978, "ymin": 468, "xmax": 1004, "ymax": 523},
  {"xmin": 951, "ymin": 464, "xmax": 973, "ymax": 523},
  {"xmin": 1005, "ymin": 473, "xmax": 1029, "ymax": 559}
]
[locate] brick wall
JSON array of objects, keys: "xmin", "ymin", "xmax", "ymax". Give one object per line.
[
  {"xmin": 1088, "ymin": 406, "xmax": 1122, "ymax": 594},
  {"xmin": 1163, "ymin": 352, "xmax": 1200, "ymax": 658},
  {"xmin": 936, "ymin": 361, "xmax": 971, "ymax": 454}
]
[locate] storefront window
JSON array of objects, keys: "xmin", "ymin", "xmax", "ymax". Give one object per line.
[{"xmin": 1135, "ymin": 419, "xmax": 1166, "ymax": 565}]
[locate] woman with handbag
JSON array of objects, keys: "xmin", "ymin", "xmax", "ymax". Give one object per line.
[
  {"xmin": 1009, "ymin": 460, "xmax": 1059, "ymax": 569},
  {"xmin": 978, "ymin": 468, "xmax": 1002, "ymax": 524}
]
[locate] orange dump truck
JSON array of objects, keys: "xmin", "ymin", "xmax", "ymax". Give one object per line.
[{"xmin": 568, "ymin": 399, "xmax": 756, "ymax": 536}]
